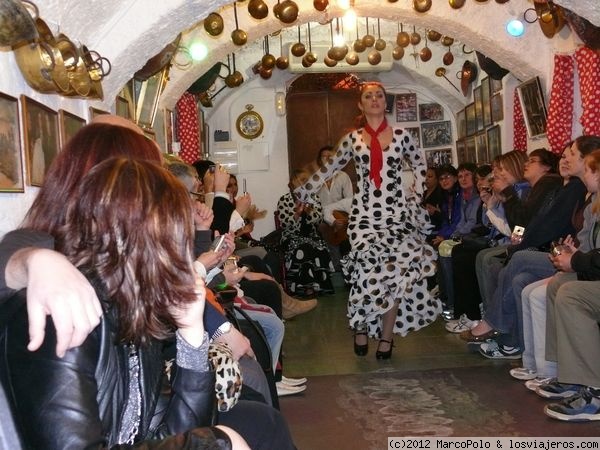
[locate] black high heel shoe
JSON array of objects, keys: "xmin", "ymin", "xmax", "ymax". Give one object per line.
[
  {"xmin": 353, "ymin": 331, "xmax": 368, "ymax": 356},
  {"xmin": 375, "ymin": 339, "xmax": 394, "ymax": 360}
]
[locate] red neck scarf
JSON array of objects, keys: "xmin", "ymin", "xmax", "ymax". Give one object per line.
[{"xmin": 364, "ymin": 118, "xmax": 388, "ymax": 189}]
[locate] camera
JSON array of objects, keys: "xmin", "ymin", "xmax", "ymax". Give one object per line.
[
  {"xmin": 511, "ymin": 225, "xmax": 525, "ymax": 244},
  {"xmin": 550, "ymin": 241, "xmax": 565, "ymax": 257}
]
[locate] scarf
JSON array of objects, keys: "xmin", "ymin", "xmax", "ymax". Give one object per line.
[{"xmin": 364, "ymin": 118, "xmax": 388, "ymax": 189}]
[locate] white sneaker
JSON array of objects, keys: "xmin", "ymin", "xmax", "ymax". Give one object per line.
[
  {"xmin": 510, "ymin": 367, "xmax": 538, "ymax": 381},
  {"xmin": 445, "ymin": 314, "xmax": 480, "ymax": 333},
  {"xmin": 525, "ymin": 377, "xmax": 556, "ymax": 392},
  {"xmin": 281, "ymin": 375, "xmax": 307, "ymax": 386},
  {"xmin": 276, "ymin": 382, "xmax": 307, "ymax": 397}
]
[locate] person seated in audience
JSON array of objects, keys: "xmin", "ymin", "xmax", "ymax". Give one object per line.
[
  {"xmin": 2, "ymin": 157, "xmax": 295, "ymax": 449},
  {"xmin": 535, "ymin": 149, "xmax": 600, "ymax": 421},
  {"xmin": 277, "ymin": 168, "xmax": 335, "ymax": 298},
  {"xmin": 422, "ymin": 167, "xmax": 444, "ymax": 237}
]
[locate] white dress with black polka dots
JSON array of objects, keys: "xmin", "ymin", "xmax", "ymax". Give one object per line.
[{"xmin": 298, "ymin": 127, "xmax": 441, "ymax": 338}]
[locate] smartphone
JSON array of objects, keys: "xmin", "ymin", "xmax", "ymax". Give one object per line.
[
  {"xmin": 511, "ymin": 225, "xmax": 525, "ymax": 244},
  {"xmin": 210, "ymin": 234, "xmax": 226, "ymax": 252},
  {"xmin": 243, "ymin": 178, "xmax": 247, "ymax": 194}
]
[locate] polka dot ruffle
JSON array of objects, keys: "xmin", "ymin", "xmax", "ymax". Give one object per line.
[{"xmin": 176, "ymin": 92, "xmax": 200, "ymax": 164}]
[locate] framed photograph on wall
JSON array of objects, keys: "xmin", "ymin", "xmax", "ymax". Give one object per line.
[
  {"xmin": 474, "ymin": 86, "xmax": 484, "ymax": 131},
  {"xmin": 421, "ymin": 121, "xmax": 452, "ymax": 148},
  {"xmin": 491, "ymin": 77, "xmax": 503, "ymax": 94},
  {"xmin": 406, "ymin": 126, "xmax": 421, "ymax": 148},
  {"xmin": 136, "ymin": 68, "xmax": 168, "ymax": 129},
  {"xmin": 163, "ymin": 109, "xmax": 174, "ymax": 154},
  {"xmin": 516, "ymin": 76, "xmax": 548, "ymax": 139},
  {"xmin": 491, "ymin": 93, "xmax": 503, "ymax": 123},
  {"xmin": 456, "ymin": 139, "xmax": 466, "ymax": 165},
  {"xmin": 0, "ymin": 92, "xmax": 24, "ymax": 192},
  {"xmin": 456, "ymin": 108, "xmax": 466, "ymax": 139},
  {"xmin": 89, "ymin": 107, "xmax": 109, "ymax": 120},
  {"xmin": 466, "ymin": 103, "xmax": 477, "ymax": 136},
  {"xmin": 465, "ymin": 136, "xmax": 476, "ymax": 163},
  {"xmin": 59, "ymin": 110, "xmax": 86, "ymax": 147},
  {"xmin": 481, "ymin": 77, "xmax": 492, "ymax": 127},
  {"xmin": 115, "ymin": 95, "xmax": 132, "ymax": 120},
  {"xmin": 425, "ymin": 148, "xmax": 452, "ymax": 167},
  {"xmin": 21, "ymin": 96, "xmax": 60, "ymax": 187},
  {"xmin": 395, "ymin": 93, "xmax": 417, "ymax": 122},
  {"xmin": 418, "ymin": 103, "xmax": 444, "ymax": 122},
  {"xmin": 475, "ymin": 131, "xmax": 488, "ymax": 164},
  {"xmin": 487, "ymin": 125, "xmax": 502, "ymax": 161}
]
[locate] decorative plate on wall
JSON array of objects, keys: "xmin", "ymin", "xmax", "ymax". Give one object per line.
[{"xmin": 236, "ymin": 104, "xmax": 263, "ymax": 140}]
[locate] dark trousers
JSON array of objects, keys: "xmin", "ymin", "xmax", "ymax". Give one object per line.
[{"xmin": 452, "ymin": 240, "xmax": 489, "ymax": 320}]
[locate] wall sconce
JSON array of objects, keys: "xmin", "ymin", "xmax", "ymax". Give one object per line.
[{"xmin": 275, "ymin": 91, "xmax": 286, "ymax": 116}]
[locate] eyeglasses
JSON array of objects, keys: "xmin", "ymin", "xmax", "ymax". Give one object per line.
[{"xmin": 439, "ymin": 174, "xmax": 454, "ymax": 181}]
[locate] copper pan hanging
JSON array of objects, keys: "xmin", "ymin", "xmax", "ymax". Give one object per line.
[{"xmin": 0, "ymin": 0, "xmax": 38, "ymax": 47}]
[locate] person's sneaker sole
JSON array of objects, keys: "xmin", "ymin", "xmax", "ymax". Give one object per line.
[
  {"xmin": 510, "ymin": 367, "xmax": 538, "ymax": 381},
  {"xmin": 276, "ymin": 382, "xmax": 307, "ymax": 397},
  {"xmin": 479, "ymin": 347, "xmax": 522, "ymax": 360},
  {"xmin": 525, "ymin": 377, "xmax": 555, "ymax": 392},
  {"xmin": 281, "ymin": 375, "xmax": 307, "ymax": 386},
  {"xmin": 544, "ymin": 405, "xmax": 600, "ymax": 422},
  {"xmin": 536, "ymin": 384, "xmax": 581, "ymax": 399}
]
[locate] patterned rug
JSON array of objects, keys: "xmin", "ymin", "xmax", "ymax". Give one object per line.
[{"xmin": 280, "ymin": 365, "xmax": 600, "ymax": 450}]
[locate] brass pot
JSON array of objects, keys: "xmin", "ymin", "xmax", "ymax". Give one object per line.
[
  {"xmin": 396, "ymin": 31, "xmax": 410, "ymax": 47},
  {"xmin": 225, "ymin": 73, "xmax": 238, "ymax": 88},
  {"xmin": 0, "ymin": 0, "xmax": 38, "ymax": 47},
  {"xmin": 276, "ymin": 56, "xmax": 289, "ymax": 69},
  {"xmin": 443, "ymin": 50, "xmax": 454, "ymax": 65},
  {"xmin": 313, "ymin": 0, "xmax": 329, "ymax": 11},
  {"xmin": 248, "ymin": 0, "xmax": 269, "ymax": 20},
  {"xmin": 375, "ymin": 38, "xmax": 386, "ymax": 51},
  {"xmin": 413, "ymin": 0, "xmax": 432, "ymax": 13},
  {"xmin": 204, "ymin": 13, "xmax": 224, "ymax": 36},
  {"xmin": 262, "ymin": 53, "xmax": 276, "ymax": 69},
  {"xmin": 324, "ymin": 56, "xmax": 338, "ymax": 67},
  {"xmin": 329, "ymin": 46, "xmax": 347, "ymax": 61},
  {"xmin": 410, "ymin": 31, "xmax": 421, "ymax": 45},
  {"xmin": 231, "ymin": 29, "xmax": 248, "ymax": 46},
  {"xmin": 353, "ymin": 39, "xmax": 366, "ymax": 53},
  {"xmin": 420, "ymin": 46, "xmax": 432, "ymax": 62},
  {"xmin": 441, "ymin": 35, "xmax": 454, "ymax": 46},
  {"xmin": 277, "ymin": 0, "xmax": 299, "ymax": 24},
  {"xmin": 427, "ymin": 30, "xmax": 442, "ymax": 41},
  {"xmin": 392, "ymin": 46, "xmax": 405, "ymax": 60},
  {"xmin": 345, "ymin": 52, "xmax": 359, "ymax": 65},
  {"xmin": 259, "ymin": 66, "xmax": 273, "ymax": 79},
  {"xmin": 291, "ymin": 42, "xmax": 306, "ymax": 57},
  {"xmin": 305, "ymin": 52, "xmax": 317, "ymax": 63},
  {"xmin": 231, "ymin": 70, "xmax": 244, "ymax": 86},
  {"xmin": 448, "ymin": 0, "xmax": 466, "ymax": 8},
  {"xmin": 301, "ymin": 55, "xmax": 313, "ymax": 67},
  {"xmin": 362, "ymin": 34, "xmax": 375, "ymax": 47},
  {"xmin": 367, "ymin": 49, "xmax": 381, "ymax": 65}
]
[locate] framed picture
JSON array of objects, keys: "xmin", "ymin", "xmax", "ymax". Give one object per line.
[
  {"xmin": 456, "ymin": 139, "xmax": 466, "ymax": 165},
  {"xmin": 385, "ymin": 93, "xmax": 395, "ymax": 114},
  {"xmin": 425, "ymin": 148, "xmax": 452, "ymax": 167},
  {"xmin": 465, "ymin": 136, "xmax": 477, "ymax": 163},
  {"xmin": 0, "ymin": 93, "xmax": 24, "ymax": 192},
  {"xmin": 475, "ymin": 131, "xmax": 488, "ymax": 164},
  {"xmin": 474, "ymin": 86, "xmax": 484, "ymax": 131},
  {"xmin": 395, "ymin": 93, "xmax": 417, "ymax": 122},
  {"xmin": 516, "ymin": 76, "xmax": 548, "ymax": 139},
  {"xmin": 487, "ymin": 125, "xmax": 502, "ymax": 161},
  {"xmin": 59, "ymin": 110, "xmax": 86, "ymax": 147},
  {"xmin": 115, "ymin": 95, "xmax": 132, "ymax": 120},
  {"xmin": 491, "ymin": 77, "xmax": 503, "ymax": 94},
  {"xmin": 136, "ymin": 67, "xmax": 168, "ymax": 129},
  {"xmin": 418, "ymin": 103, "xmax": 444, "ymax": 122},
  {"xmin": 465, "ymin": 102, "xmax": 477, "ymax": 136},
  {"xmin": 481, "ymin": 77, "xmax": 492, "ymax": 127},
  {"xmin": 406, "ymin": 126, "xmax": 421, "ymax": 148},
  {"xmin": 21, "ymin": 96, "xmax": 60, "ymax": 187},
  {"xmin": 164, "ymin": 109, "xmax": 174, "ymax": 153},
  {"xmin": 89, "ymin": 107, "xmax": 109, "ymax": 120},
  {"xmin": 491, "ymin": 93, "xmax": 503, "ymax": 123},
  {"xmin": 421, "ymin": 121, "xmax": 452, "ymax": 148},
  {"xmin": 456, "ymin": 108, "xmax": 466, "ymax": 139}
]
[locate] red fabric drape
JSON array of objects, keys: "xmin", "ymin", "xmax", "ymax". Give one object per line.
[
  {"xmin": 546, "ymin": 54, "xmax": 575, "ymax": 153},
  {"xmin": 512, "ymin": 91, "xmax": 528, "ymax": 152},
  {"xmin": 575, "ymin": 46, "xmax": 600, "ymax": 137},
  {"xmin": 176, "ymin": 92, "xmax": 200, "ymax": 164}
]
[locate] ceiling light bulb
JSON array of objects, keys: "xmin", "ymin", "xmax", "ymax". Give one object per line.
[
  {"xmin": 342, "ymin": 9, "xmax": 357, "ymax": 30},
  {"xmin": 333, "ymin": 33, "xmax": 346, "ymax": 47},
  {"xmin": 337, "ymin": 0, "xmax": 350, "ymax": 10},
  {"xmin": 189, "ymin": 42, "xmax": 209, "ymax": 61},
  {"xmin": 506, "ymin": 19, "xmax": 524, "ymax": 37}
]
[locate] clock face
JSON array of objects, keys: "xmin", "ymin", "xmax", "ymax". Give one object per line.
[{"xmin": 236, "ymin": 110, "xmax": 264, "ymax": 139}]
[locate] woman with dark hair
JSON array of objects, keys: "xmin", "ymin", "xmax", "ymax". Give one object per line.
[
  {"xmin": 295, "ymin": 81, "xmax": 439, "ymax": 359},
  {"xmin": 422, "ymin": 167, "xmax": 443, "ymax": 235}
]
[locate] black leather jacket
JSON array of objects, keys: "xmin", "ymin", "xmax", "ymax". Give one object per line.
[{"xmin": 0, "ymin": 283, "xmax": 231, "ymax": 450}]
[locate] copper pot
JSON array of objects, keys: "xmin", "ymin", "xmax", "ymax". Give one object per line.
[
  {"xmin": 248, "ymin": 0, "xmax": 269, "ymax": 20},
  {"xmin": 392, "ymin": 46, "xmax": 404, "ymax": 60},
  {"xmin": 259, "ymin": 66, "xmax": 273, "ymax": 79},
  {"xmin": 413, "ymin": 0, "xmax": 432, "ymax": 13},
  {"xmin": 448, "ymin": 0, "xmax": 466, "ymax": 8},
  {"xmin": 231, "ymin": 70, "xmax": 244, "ymax": 86},
  {"xmin": 301, "ymin": 55, "xmax": 313, "ymax": 67},
  {"xmin": 441, "ymin": 36, "xmax": 454, "ymax": 46},
  {"xmin": 396, "ymin": 31, "xmax": 410, "ymax": 47},
  {"xmin": 231, "ymin": 29, "xmax": 248, "ymax": 46},
  {"xmin": 305, "ymin": 52, "xmax": 317, "ymax": 64},
  {"xmin": 276, "ymin": 56, "xmax": 289, "ymax": 69},
  {"xmin": 291, "ymin": 42, "xmax": 306, "ymax": 57},
  {"xmin": 345, "ymin": 52, "xmax": 359, "ymax": 65},
  {"xmin": 427, "ymin": 30, "xmax": 442, "ymax": 42},
  {"xmin": 313, "ymin": 0, "xmax": 329, "ymax": 11},
  {"xmin": 328, "ymin": 46, "xmax": 348, "ymax": 61},
  {"xmin": 420, "ymin": 46, "xmax": 432, "ymax": 62},
  {"xmin": 204, "ymin": 13, "xmax": 224, "ymax": 36},
  {"xmin": 375, "ymin": 38, "xmax": 386, "ymax": 51},
  {"xmin": 410, "ymin": 31, "xmax": 421, "ymax": 45},
  {"xmin": 353, "ymin": 39, "xmax": 366, "ymax": 52},
  {"xmin": 362, "ymin": 34, "xmax": 375, "ymax": 47},
  {"xmin": 262, "ymin": 53, "xmax": 276, "ymax": 69},
  {"xmin": 0, "ymin": 0, "xmax": 38, "ymax": 47},
  {"xmin": 324, "ymin": 56, "xmax": 338, "ymax": 67},
  {"xmin": 276, "ymin": 0, "xmax": 299, "ymax": 24},
  {"xmin": 225, "ymin": 73, "xmax": 237, "ymax": 88},
  {"xmin": 443, "ymin": 50, "xmax": 454, "ymax": 65},
  {"xmin": 367, "ymin": 50, "xmax": 381, "ymax": 65}
]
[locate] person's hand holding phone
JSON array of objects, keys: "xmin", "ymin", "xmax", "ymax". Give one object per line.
[{"xmin": 235, "ymin": 193, "xmax": 251, "ymax": 216}]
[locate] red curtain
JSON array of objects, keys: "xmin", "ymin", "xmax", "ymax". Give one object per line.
[
  {"xmin": 575, "ymin": 46, "xmax": 600, "ymax": 137},
  {"xmin": 546, "ymin": 54, "xmax": 575, "ymax": 153},
  {"xmin": 512, "ymin": 91, "xmax": 527, "ymax": 152},
  {"xmin": 176, "ymin": 92, "xmax": 200, "ymax": 164}
]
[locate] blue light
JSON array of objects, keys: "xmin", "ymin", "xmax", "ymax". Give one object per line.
[{"xmin": 506, "ymin": 19, "xmax": 524, "ymax": 37}]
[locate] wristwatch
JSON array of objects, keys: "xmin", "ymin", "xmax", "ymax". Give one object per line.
[{"xmin": 211, "ymin": 321, "xmax": 232, "ymax": 341}]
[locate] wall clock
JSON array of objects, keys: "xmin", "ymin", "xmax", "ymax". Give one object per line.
[{"xmin": 236, "ymin": 104, "xmax": 264, "ymax": 140}]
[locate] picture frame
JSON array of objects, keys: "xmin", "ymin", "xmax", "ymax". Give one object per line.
[
  {"xmin": 385, "ymin": 93, "xmax": 395, "ymax": 114},
  {"xmin": 59, "ymin": 110, "xmax": 86, "ymax": 147},
  {"xmin": 21, "ymin": 96, "xmax": 60, "ymax": 187},
  {"xmin": 456, "ymin": 139, "xmax": 466, "ymax": 165},
  {"xmin": 163, "ymin": 108, "xmax": 174, "ymax": 154},
  {"xmin": 135, "ymin": 67, "xmax": 168, "ymax": 129},
  {"xmin": 115, "ymin": 95, "xmax": 132, "ymax": 120},
  {"xmin": 406, "ymin": 126, "xmax": 421, "ymax": 148},
  {"xmin": 89, "ymin": 107, "xmax": 109, "ymax": 120},
  {"xmin": 465, "ymin": 102, "xmax": 477, "ymax": 136},
  {"xmin": 475, "ymin": 131, "xmax": 488, "ymax": 164},
  {"xmin": 425, "ymin": 148, "xmax": 452, "ymax": 167},
  {"xmin": 456, "ymin": 108, "xmax": 466, "ymax": 139},
  {"xmin": 418, "ymin": 103, "xmax": 444, "ymax": 122},
  {"xmin": 481, "ymin": 77, "xmax": 492, "ymax": 127},
  {"xmin": 491, "ymin": 93, "xmax": 504, "ymax": 123},
  {"xmin": 465, "ymin": 136, "xmax": 477, "ymax": 163},
  {"xmin": 421, "ymin": 121, "xmax": 452, "ymax": 148},
  {"xmin": 474, "ymin": 86, "xmax": 484, "ymax": 131},
  {"xmin": 516, "ymin": 76, "xmax": 548, "ymax": 139},
  {"xmin": 0, "ymin": 92, "xmax": 24, "ymax": 192},
  {"xmin": 491, "ymin": 77, "xmax": 503, "ymax": 95},
  {"xmin": 487, "ymin": 125, "xmax": 502, "ymax": 161},
  {"xmin": 395, "ymin": 93, "xmax": 417, "ymax": 122}
]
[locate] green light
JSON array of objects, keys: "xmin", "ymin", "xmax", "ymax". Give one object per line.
[{"xmin": 190, "ymin": 42, "xmax": 208, "ymax": 61}]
